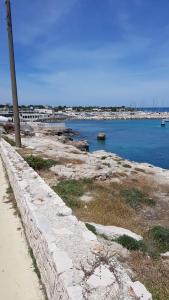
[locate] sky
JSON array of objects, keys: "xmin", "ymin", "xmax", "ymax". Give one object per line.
[{"xmin": 1, "ymin": 0, "xmax": 169, "ymax": 107}]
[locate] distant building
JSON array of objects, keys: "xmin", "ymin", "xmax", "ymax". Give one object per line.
[{"xmin": 34, "ymin": 108, "xmax": 53, "ymax": 114}]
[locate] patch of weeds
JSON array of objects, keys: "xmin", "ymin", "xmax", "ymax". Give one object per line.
[
  {"xmin": 53, "ymin": 178, "xmax": 94, "ymax": 208},
  {"xmin": 29, "ymin": 248, "xmax": 41, "ymax": 280},
  {"xmin": 143, "ymin": 238, "xmax": 160, "ymax": 259},
  {"xmin": 116, "ymin": 235, "xmax": 145, "ymax": 251},
  {"xmin": 101, "ymin": 156, "xmax": 107, "ymax": 160},
  {"xmin": 120, "ymin": 188, "xmax": 155, "ymax": 209},
  {"xmin": 24, "ymin": 155, "xmax": 58, "ymax": 170},
  {"xmin": 123, "ymin": 164, "xmax": 132, "ymax": 168},
  {"xmin": 116, "ymin": 234, "xmax": 160, "ymax": 259},
  {"xmin": 99, "ymin": 233, "xmax": 109, "ymax": 240},
  {"xmin": 149, "ymin": 226, "xmax": 169, "ymax": 253},
  {"xmin": 85, "ymin": 223, "xmax": 97, "ymax": 235},
  {"xmin": 6, "ymin": 185, "xmax": 12, "ymax": 194},
  {"xmin": 103, "ymin": 162, "xmax": 111, "ymax": 167},
  {"xmin": 2, "ymin": 135, "xmax": 16, "ymax": 146},
  {"xmin": 5, "ymin": 185, "xmax": 20, "ymax": 217},
  {"xmin": 129, "ymin": 251, "xmax": 169, "ymax": 300},
  {"xmin": 135, "ymin": 167, "xmax": 146, "ymax": 173},
  {"xmin": 118, "ymin": 172, "xmax": 126, "ymax": 177}
]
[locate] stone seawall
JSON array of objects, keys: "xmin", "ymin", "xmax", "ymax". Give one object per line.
[{"xmin": 0, "ymin": 139, "xmax": 152, "ymax": 300}]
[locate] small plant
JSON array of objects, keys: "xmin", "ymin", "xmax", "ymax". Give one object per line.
[
  {"xmin": 3, "ymin": 135, "xmax": 16, "ymax": 146},
  {"xmin": 120, "ymin": 188, "xmax": 155, "ymax": 209},
  {"xmin": 101, "ymin": 156, "xmax": 107, "ymax": 160},
  {"xmin": 103, "ymin": 162, "xmax": 111, "ymax": 167},
  {"xmin": 123, "ymin": 164, "xmax": 132, "ymax": 168},
  {"xmin": 85, "ymin": 223, "xmax": 97, "ymax": 235},
  {"xmin": 53, "ymin": 178, "xmax": 94, "ymax": 208},
  {"xmin": 6, "ymin": 186, "xmax": 12, "ymax": 194},
  {"xmin": 24, "ymin": 155, "xmax": 57, "ymax": 170},
  {"xmin": 116, "ymin": 235, "xmax": 146, "ymax": 251},
  {"xmin": 135, "ymin": 167, "xmax": 146, "ymax": 173},
  {"xmin": 29, "ymin": 248, "xmax": 41, "ymax": 279},
  {"xmin": 149, "ymin": 226, "xmax": 169, "ymax": 253}
]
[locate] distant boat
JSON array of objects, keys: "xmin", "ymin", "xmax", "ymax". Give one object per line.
[{"xmin": 161, "ymin": 120, "xmax": 166, "ymax": 127}]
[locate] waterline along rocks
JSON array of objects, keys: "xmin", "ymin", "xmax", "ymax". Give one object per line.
[{"xmin": 0, "ymin": 138, "xmax": 152, "ymax": 300}]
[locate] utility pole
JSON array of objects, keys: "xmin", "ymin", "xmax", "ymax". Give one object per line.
[{"xmin": 5, "ymin": 0, "xmax": 21, "ymax": 147}]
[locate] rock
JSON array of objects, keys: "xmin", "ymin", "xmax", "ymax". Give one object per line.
[
  {"xmin": 97, "ymin": 132, "xmax": 106, "ymax": 140},
  {"xmin": 43, "ymin": 127, "xmax": 79, "ymax": 139},
  {"xmin": 64, "ymin": 128, "xmax": 79, "ymax": 137},
  {"xmin": 68, "ymin": 140, "xmax": 89, "ymax": 151},
  {"xmin": 89, "ymin": 222, "xmax": 143, "ymax": 241},
  {"xmin": 104, "ymin": 240, "xmax": 130, "ymax": 259},
  {"xmin": 131, "ymin": 281, "xmax": 152, "ymax": 300},
  {"xmin": 161, "ymin": 251, "xmax": 169, "ymax": 259},
  {"xmin": 80, "ymin": 193, "xmax": 93, "ymax": 203},
  {"xmin": 20, "ymin": 124, "xmax": 35, "ymax": 136},
  {"xmin": 86, "ymin": 265, "xmax": 117, "ymax": 288}
]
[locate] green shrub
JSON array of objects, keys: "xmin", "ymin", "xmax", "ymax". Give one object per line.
[
  {"xmin": 85, "ymin": 223, "xmax": 97, "ymax": 235},
  {"xmin": 53, "ymin": 178, "xmax": 94, "ymax": 208},
  {"xmin": 3, "ymin": 135, "xmax": 16, "ymax": 146},
  {"xmin": 116, "ymin": 235, "xmax": 145, "ymax": 251},
  {"xmin": 101, "ymin": 156, "xmax": 107, "ymax": 160},
  {"xmin": 103, "ymin": 162, "xmax": 111, "ymax": 167},
  {"xmin": 24, "ymin": 155, "xmax": 57, "ymax": 170},
  {"xmin": 6, "ymin": 186, "xmax": 12, "ymax": 194},
  {"xmin": 123, "ymin": 164, "xmax": 132, "ymax": 168},
  {"xmin": 120, "ymin": 188, "xmax": 155, "ymax": 209},
  {"xmin": 149, "ymin": 226, "xmax": 169, "ymax": 253}
]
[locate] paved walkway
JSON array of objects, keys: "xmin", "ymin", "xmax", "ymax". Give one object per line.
[{"xmin": 0, "ymin": 156, "xmax": 45, "ymax": 300}]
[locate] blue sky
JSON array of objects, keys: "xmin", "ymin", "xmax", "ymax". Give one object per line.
[{"xmin": 1, "ymin": 0, "xmax": 169, "ymax": 106}]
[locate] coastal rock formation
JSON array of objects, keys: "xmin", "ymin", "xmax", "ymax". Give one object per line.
[
  {"xmin": 89, "ymin": 223, "xmax": 143, "ymax": 241},
  {"xmin": 67, "ymin": 140, "xmax": 89, "ymax": 151},
  {"xmin": 97, "ymin": 132, "xmax": 106, "ymax": 140},
  {"xmin": 161, "ymin": 251, "xmax": 169, "ymax": 259},
  {"xmin": 20, "ymin": 135, "xmax": 169, "ymax": 187},
  {"xmin": 20, "ymin": 124, "xmax": 35, "ymax": 136}
]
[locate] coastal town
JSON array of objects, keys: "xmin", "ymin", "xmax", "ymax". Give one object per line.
[{"xmin": 1, "ymin": 104, "xmax": 169, "ymax": 122}]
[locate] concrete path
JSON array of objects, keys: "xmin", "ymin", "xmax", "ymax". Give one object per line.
[{"xmin": 0, "ymin": 156, "xmax": 45, "ymax": 300}]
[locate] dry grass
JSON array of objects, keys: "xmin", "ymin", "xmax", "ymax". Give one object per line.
[
  {"xmin": 51, "ymin": 174, "xmax": 167, "ymax": 236},
  {"xmin": 128, "ymin": 252, "xmax": 169, "ymax": 300},
  {"xmin": 18, "ymin": 148, "xmax": 84, "ymax": 165},
  {"xmin": 74, "ymin": 180, "xmax": 152, "ymax": 233}
]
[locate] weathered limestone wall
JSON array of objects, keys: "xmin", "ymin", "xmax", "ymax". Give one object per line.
[{"xmin": 0, "ymin": 139, "xmax": 152, "ymax": 300}]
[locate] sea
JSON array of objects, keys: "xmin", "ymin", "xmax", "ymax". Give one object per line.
[{"xmin": 66, "ymin": 118, "xmax": 169, "ymax": 169}]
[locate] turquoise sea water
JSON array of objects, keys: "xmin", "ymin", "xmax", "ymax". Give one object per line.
[{"xmin": 66, "ymin": 119, "xmax": 169, "ymax": 169}]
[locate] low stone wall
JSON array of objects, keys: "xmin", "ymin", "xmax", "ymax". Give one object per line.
[{"xmin": 0, "ymin": 139, "xmax": 152, "ymax": 300}]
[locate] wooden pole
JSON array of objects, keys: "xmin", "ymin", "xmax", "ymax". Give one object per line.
[{"xmin": 5, "ymin": 0, "xmax": 21, "ymax": 147}]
